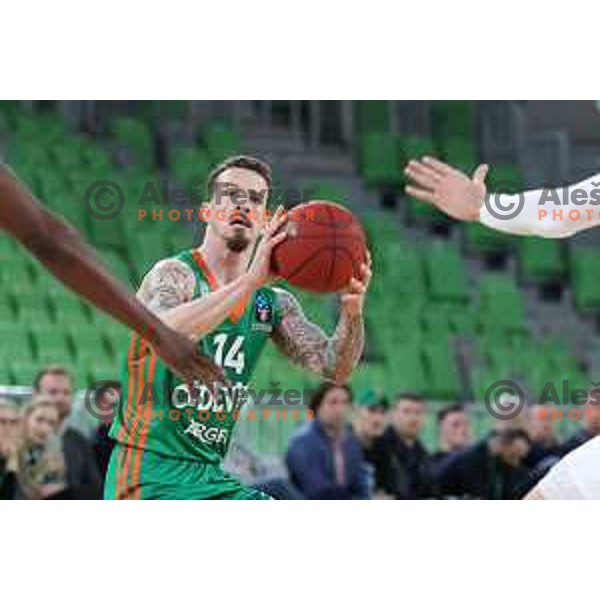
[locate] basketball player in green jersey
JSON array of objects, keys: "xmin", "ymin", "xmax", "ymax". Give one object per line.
[{"xmin": 105, "ymin": 155, "xmax": 372, "ymax": 499}]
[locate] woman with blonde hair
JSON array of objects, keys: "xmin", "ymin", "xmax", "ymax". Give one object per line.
[{"xmin": 17, "ymin": 397, "xmax": 67, "ymax": 500}]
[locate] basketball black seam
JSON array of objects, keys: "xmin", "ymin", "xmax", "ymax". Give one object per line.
[
  {"xmin": 325, "ymin": 204, "xmax": 337, "ymax": 286},
  {"xmin": 280, "ymin": 244, "xmax": 333, "ymax": 282},
  {"xmin": 281, "ymin": 245, "xmax": 355, "ymax": 288}
]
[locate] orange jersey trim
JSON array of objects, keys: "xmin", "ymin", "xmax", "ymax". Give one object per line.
[{"xmin": 190, "ymin": 248, "xmax": 250, "ymax": 323}]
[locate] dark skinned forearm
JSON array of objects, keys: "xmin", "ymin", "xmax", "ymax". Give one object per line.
[{"xmin": 0, "ymin": 164, "xmax": 165, "ymax": 343}]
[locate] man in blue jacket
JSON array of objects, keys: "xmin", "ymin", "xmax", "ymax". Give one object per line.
[{"xmin": 286, "ymin": 383, "xmax": 370, "ymax": 499}]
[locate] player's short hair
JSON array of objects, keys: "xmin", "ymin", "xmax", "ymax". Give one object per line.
[
  {"xmin": 309, "ymin": 382, "xmax": 353, "ymax": 414},
  {"xmin": 394, "ymin": 391, "xmax": 425, "ymax": 406},
  {"xmin": 207, "ymin": 155, "xmax": 273, "ymax": 202},
  {"xmin": 33, "ymin": 365, "xmax": 72, "ymax": 392},
  {"xmin": 437, "ymin": 403, "xmax": 466, "ymax": 424}
]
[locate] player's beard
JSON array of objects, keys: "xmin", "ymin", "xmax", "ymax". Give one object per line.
[{"xmin": 224, "ymin": 229, "xmax": 251, "ymax": 253}]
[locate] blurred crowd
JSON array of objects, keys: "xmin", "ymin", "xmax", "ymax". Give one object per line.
[
  {"xmin": 3, "ymin": 366, "xmax": 600, "ymax": 500},
  {"xmin": 0, "ymin": 366, "xmax": 118, "ymax": 500},
  {"xmin": 282, "ymin": 383, "xmax": 600, "ymax": 499}
]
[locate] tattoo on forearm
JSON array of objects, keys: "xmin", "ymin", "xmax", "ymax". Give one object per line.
[
  {"xmin": 272, "ymin": 289, "xmax": 364, "ymax": 382},
  {"xmin": 137, "ymin": 259, "xmax": 196, "ymax": 314},
  {"xmin": 325, "ymin": 310, "xmax": 364, "ymax": 381}
]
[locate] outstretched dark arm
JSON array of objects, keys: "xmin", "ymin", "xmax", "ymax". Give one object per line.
[{"xmin": 0, "ymin": 164, "xmax": 223, "ymax": 384}]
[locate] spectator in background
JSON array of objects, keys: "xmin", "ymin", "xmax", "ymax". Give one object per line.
[
  {"xmin": 286, "ymin": 383, "xmax": 369, "ymax": 499},
  {"xmin": 436, "ymin": 428, "xmax": 531, "ymax": 499},
  {"xmin": 353, "ymin": 388, "xmax": 388, "ymax": 465},
  {"xmin": 91, "ymin": 381, "xmax": 122, "ymax": 479},
  {"xmin": 432, "ymin": 404, "xmax": 472, "ymax": 465},
  {"xmin": 17, "ymin": 397, "xmax": 67, "ymax": 500},
  {"xmin": 34, "ymin": 366, "xmax": 102, "ymax": 498},
  {"xmin": 0, "ymin": 397, "xmax": 21, "ymax": 499},
  {"xmin": 371, "ymin": 392, "xmax": 437, "ymax": 499},
  {"xmin": 525, "ymin": 405, "xmax": 561, "ymax": 467},
  {"xmin": 560, "ymin": 393, "xmax": 600, "ymax": 456}
]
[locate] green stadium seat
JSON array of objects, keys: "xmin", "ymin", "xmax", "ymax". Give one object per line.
[
  {"xmin": 389, "ymin": 348, "xmax": 428, "ymax": 395},
  {"xmin": 50, "ymin": 297, "xmax": 91, "ymax": 326},
  {"xmin": 439, "ymin": 137, "xmax": 477, "ymax": 172},
  {"xmin": 201, "ymin": 123, "xmax": 242, "ymax": 164},
  {"xmin": 81, "ymin": 143, "xmax": 114, "ymax": 173},
  {"xmin": 300, "ymin": 180, "xmax": 348, "ymax": 205},
  {"xmin": 113, "ymin": 118, "xmax": 154, "ymax": 171},
  {"xmin": 51, "ymin": 144, "xmax": 84, "ymax": 171},
  {"xmin": 0, "ymin": 235, "xmax": 18, "ymax": 259},
  {"xmin": 0, "ymin": 295, "xmax": 15, "ymax": 321},
  {"xmin": 8, "ymin": 360, "xmax": 40, "ymax": 386},
  {"xmin": 0, "ymin": 323, "xmax": 35, "ymax": 362},
  {"xmin": 431, "ymin": 101, "xmax": 475, "ymax": 142},
  {"xmin": 69, "ymin": 326, "xmax": 109, "ymax": 361},
  {"xmin": 465, "ymin": 222, "xmax": 512, "ymax": 255},
  {"xmin": 518, "ymin": 237, "xmax": 565, "ymax": 283},
  {"xmin": 85, "ymin": 215, "xmax": 127, "ymax": 250},
  {"xmin": 423, "ymin": 340, "xmax": 461, "ymax": 399},
  {"xmin": 89, "ymin": 314, "xmax": 131, "ymax": 357},
  {"xmin": 128, "ymin": 237, "xmax": 169, "ymax": 281},
  {"xmin": 171, "ymin": 148, "xmax": 211, "ymax": 193},
  {"xmin": 421, "ymin": 309, "xmax": 451, "ymax": 338},
  {"xmin": 32, "ymin": 327, "xmax": 74, "ymax": 364},
  {"xmin": 478, "ymin": 274, "xmax": 526, "ymax": 332},
  {"xmin": 354, "ymin": 101, "xmax": 391, "ymax": 135},
  {"xmin": 0, "ymin": 257, "xmax": 35, "ymax": 291},
  {"xmin": 448, "ymin": 311, "xmax": 477, "ymax": 336},
  {"xmin": 425, "ymin": 240, "xmax": 469, "ymax": 303},
  {"xmin": 570, "ymin": 248, "xmax": 600, "ymax": 310},
  {"xmin": 362, "ymin": 213, "xmax": 401, "ymax": 243},
  {"xmin": 359, "ymin": 132, "xmax": 402, "ymax": 189},
  {"xmin": 399, "ymin": 135, "xmax": 436, "ymax": 163}
]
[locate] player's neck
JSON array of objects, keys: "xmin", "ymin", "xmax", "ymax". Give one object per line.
[{"xmin": 198, "ymin": 235, "xmax": 251, "ymax": 285}]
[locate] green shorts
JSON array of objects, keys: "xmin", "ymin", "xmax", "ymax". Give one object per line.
[{"xmin": 104, "ymin": 443, "xmax": 271, "ymax": 500}]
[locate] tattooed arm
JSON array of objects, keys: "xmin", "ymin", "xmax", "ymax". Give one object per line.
[
  {"xmin": 137, "ymin": 258, "xmax": 256, "ymax": 340},
  {"xmin": 137, "ymin": 210, "xmax": 289, "ymax": 339},
  {"xmin": 271, "ymin": 288, "xmax": 365, "ymax": 384}
]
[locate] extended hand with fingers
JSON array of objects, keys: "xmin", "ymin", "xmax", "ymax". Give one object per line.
[{"xmin": 404, "ymin": 156, "xmax": 489, "ymax": 222}]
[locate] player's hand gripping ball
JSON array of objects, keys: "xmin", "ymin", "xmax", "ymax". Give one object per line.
[{"xmin": 271, "ymin": 201, "xmax": 368, "ymax": 293}]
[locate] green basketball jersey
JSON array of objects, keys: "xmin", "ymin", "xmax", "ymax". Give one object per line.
[{"xmin": 109, "ymin": 248, "xmax": 282, "ymax": 464}]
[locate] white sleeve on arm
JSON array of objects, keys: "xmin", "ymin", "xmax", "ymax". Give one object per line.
[{"xmin": 479, "ymin": 173, "xmax": 600, "ymax": 239}]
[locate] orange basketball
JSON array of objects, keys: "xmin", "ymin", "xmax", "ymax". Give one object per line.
[{"xmin": 271, "ymin": 201, "xmax": 367, "ymax": 293}]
